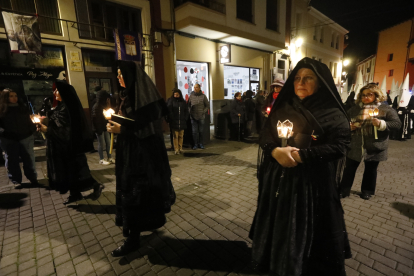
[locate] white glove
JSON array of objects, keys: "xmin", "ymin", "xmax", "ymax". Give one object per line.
[
  {"xmin": 411, "ymin": 110, "xmax": 414, "ymax": 113},
  {"xmin": 398, "ymin": 111, "xmax": 403, "ymax": 114}
]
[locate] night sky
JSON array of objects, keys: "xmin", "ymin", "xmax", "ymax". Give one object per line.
[{"xmin": 311, "ymin": 0, "xmax": 414, "ymax": 64}]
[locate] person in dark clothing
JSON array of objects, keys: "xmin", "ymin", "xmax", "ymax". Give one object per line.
[
  {"xmin": 244, "ymin": 90, "xmax": 255, "ymax": 137},
  {"xmin": 254, "ymin": 90, "xmax": 266, "ymax": 134},
  {"xmin": 37, "ymin": 81, "xmax": 103, "ymax": 205},
  {"xmin": 340, "ymin": 84, "xmax": 401, "ymax": 200},
  {"xmin": 92, "ymin": 90, "xmax": 113, "ymax": 165},
  {"xmin": 230, "ymin": 92, "xmax": 246, "ymax": 141},
  {"xmin": 396, "ymin": 95, "xmax": 414, "ymax": 140},
  {"xmin": 39, "ymin": 96, "xmax": 54, "ymax": 117},
  {"xmin": 0, "ymin": 88, "xmax": 37, "ymax": 188},
  {"xmin": 188, "ymin": 83, "xmax": 209, "ymax": 150},
  {"xmin": 107, "ymin": 61, "xmax": 175, "ymax": 257},
  {"xmin": 166, "ymin": 95, "xmax": 175, "ymax": 152},
  {"xmin": 344, "ymin": 91, "xmax": 356, "ymax": 111},
  {"xmin": 249, "ymin": 58, "xmax": 352, "ymax": 276},
  {"xmin": 263, "ymin": 79, "xmax": 285, "ymax": 116},
  {"xmin": 89, "ymin": 85, "xmax": 101, "ymax": 108},
  {"xmin": 167, "ymin": 89, "xmax": 188, "ymax": 154}
]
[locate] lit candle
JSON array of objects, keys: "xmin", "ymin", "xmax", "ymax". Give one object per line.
[
  {"xmin": 277, "ymin": 120, "xmax": 293, "ymax": 147},
  {"xmin": 103, "ymin": 109, "xmax": 115, "ymax": 154},
  {"xmin": 31, "ymin": 115, "xmax": 46, "ymax": 139},
  {"xmin": 266, "ymin": 107, "xmax": 271, "ymax": 115},
  {"xmin": 369, "ymin": 108, "xmax": 379, "ymax": 139}
]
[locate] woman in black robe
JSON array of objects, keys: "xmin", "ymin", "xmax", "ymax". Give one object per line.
[
  {"xmin": 107, "ymin": 61, "xmax": 175, "ymax": 257},
  {"xmin": 38, "ymin": 81, "xmax": 103, "ymax": 204},
  {"xmin": 249, "ymin": 58, "xmax": 352, "ymax": 276}
]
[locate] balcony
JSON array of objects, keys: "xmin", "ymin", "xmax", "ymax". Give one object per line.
[{"xmin": 174, "ymin": 0, "xmax": 225, "ymax": 14}]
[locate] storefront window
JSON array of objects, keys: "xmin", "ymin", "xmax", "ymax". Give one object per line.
[
  {"xmin": 176, "ymin": 60, "xmax": 209, "ymax": 100},
  {"xmin": 224, "ymin": 65, "xmax": 260, "ymax": 99}
]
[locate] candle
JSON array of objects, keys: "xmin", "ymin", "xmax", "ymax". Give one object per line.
[
  {"xmin": 266, "ymin": 107, "xmax": 271, "ymax": 115},
  {"xmin": 369, "ymin": 108, "xmax": 379, "ymax": 139},
  {"xmin": 277, "ymin": 120, "xmax": 293, "ymax": 147},
  {"xmin": 103, "ymin": 109, "xmax": 115, "ymax": 154},
  {"xmin": 31, "ymin": 115, "xmax": 46, "ymax": 139}
]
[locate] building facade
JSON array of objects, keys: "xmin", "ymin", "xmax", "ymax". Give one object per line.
[
  {"xmin": 290, "ymin": 0, "xmax": 348, "ymax": 91},
  {"xmin": 374, "ymin": 18, "xmax": 414, "ymax": 92},
  {"xmin": 356, "ymin": 55, "xmax": 376, "ymax": 85},
  {"xmin": 0, "ymin": 0, "xmax": 152, "ymax": 115}
]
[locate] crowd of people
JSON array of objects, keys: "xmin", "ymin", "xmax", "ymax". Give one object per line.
[{"xmin": 1, "ymin": 56, "xmax": 412, "ymax": 274}]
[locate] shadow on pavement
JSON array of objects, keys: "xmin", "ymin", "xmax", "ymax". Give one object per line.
[
  {"xmin": 391, "ymin": 202, "xmax": 414, "ymax": 219},
  {"xmin": 0, "ymin": 193, "xmax": 28, "ymax": 209},
  {"xmin": 120, "ymin": 235, "xmax": 263, "ymax": 275},
  {"xmin": 68, "ymin": 204, "xmax": 116, "ymax": 214},
  {"xmin": 182, "ymin": 152, "xmax": 220, "ymax": 158}
]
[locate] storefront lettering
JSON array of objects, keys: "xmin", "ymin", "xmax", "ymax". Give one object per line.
[
  {"xmin": 27, "ymin": 71, "xmax": 37, "ymax": 79},
  {"xmin": 0, "ymin": 72, "xmax": 23, "ymax": 76},
  {"xmin": 39, "ymin": 72, "xmax": 53, "ymax": 79},
  {"xmin": 27, "ymin": 71, "xmax": 54, "ymax": 79}
]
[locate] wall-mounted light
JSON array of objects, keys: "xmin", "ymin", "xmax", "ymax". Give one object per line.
[
  {"xmin": 295, "ymin": 38, "xmax": 303, "ymax": 48},
  {"xmin": 343, "ymin": 59, "xmax": 350, "ymax": 66}
]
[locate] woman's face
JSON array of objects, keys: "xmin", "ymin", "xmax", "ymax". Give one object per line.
[
  {"xmin": 293, "ymin": 68, "xmax": 319, "ymax": 100},
  {"xmin": 54, "ymin": 89, "xmax": 62, "ymax": 102},
  {"xmin": 117, "ymin": 69, "xmax": 126, "ymax": 88},
  {"xmin": 360, "ymin": 89, "xmax": 376, "ymax": 104},
  {"xmin": 236, "ymin": 94, "xmax": 242, "ymax": 100},
  {"xmin": 273, "ymin": 86, "xmax": 282, "ymax": 93},
  {"xmin": 174, "ymin": 92, "xmax": 180, "ymax": 98},
  {"xmin": 8, "ymin": 92, "xmax": 18, "ymax": 104}
]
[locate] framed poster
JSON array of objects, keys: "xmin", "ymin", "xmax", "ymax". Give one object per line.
[
  {"xmin": 100, "ymin": 79, "xmax": 111, "ymax": 94},
  {"xmin": 88, "ymin": 78, "xmax": 100, "ymax": 94}
]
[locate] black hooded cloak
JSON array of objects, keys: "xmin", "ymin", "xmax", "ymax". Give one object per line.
[
  {"xmin": 249, "ymin": 58, "xmax": 352, "ymax": 276},
  {"xmin": 115, "ymin": 61, "xmax": 175, "ymax": 237},
  {"xmin": 46, "ymin": 81, "xmax": 95, "ymax": 194}
]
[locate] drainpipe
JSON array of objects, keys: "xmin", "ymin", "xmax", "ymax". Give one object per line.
[{"xmin": 171, "ymin": 0, "xmax": 178, "ymax": 89}]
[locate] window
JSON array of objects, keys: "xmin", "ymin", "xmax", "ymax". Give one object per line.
[
  {"xmin": 313, "ymin": 25, "xmax": 317, "ymax": 40},
  {"xmin": 333, "ymin": 63, "xmax": 338, "ymax": 78},
  {"xmin": 237, "ymin": 0, "xmax": 253, "ymax": 23},
  {"xmin": 389, "ymin": 69, "xmax": 394, "ymax": 76},
  {"xmin": 331, "ymin": 33, "xmax": 335, "ymax": 47},
  {"xmin": 320, "ymin": 27, "xmax": 324, "ymax": 43},
  {"xmin": 266, "ymin": 0, "xmax": 278, "ymax": 31},
  {"xmin": 74, "ymin": 0, "xmax": 142, "ymax": 41},
  {"xmin": 0, "ymin": 0, "xmax": 61, "ymax": 34},
  {"xmin": 388, "ymin": 54, "xmax": 393, "ymax": 61},
  {"xmin": 336, "ymin": 36, "xmax": 339, "ymax": 49}
]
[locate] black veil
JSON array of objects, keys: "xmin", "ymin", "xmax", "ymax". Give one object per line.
[{"xmin": 55, "ymin": 80, "xmax": 94, "ymax": 153}]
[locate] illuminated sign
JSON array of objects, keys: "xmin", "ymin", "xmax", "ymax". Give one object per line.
[{"xmin": 220, "ymin": 44, "xmax": 231, "ymax": 64}]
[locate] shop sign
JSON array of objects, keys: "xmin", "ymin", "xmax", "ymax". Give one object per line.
[
  {"xmin": 220, "ymin": 44, "xmax": 231, "ymax": 64},
  {"xmin": 0, "ymin": 67, "xmax": 65, "ymax": 80}
]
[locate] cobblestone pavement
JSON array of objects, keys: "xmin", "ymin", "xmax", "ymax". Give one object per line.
[{"xmin": 1, "ymin": 137, "xmax": 414, "ymax": 276}]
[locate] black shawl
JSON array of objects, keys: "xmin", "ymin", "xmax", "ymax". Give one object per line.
[{"xmin": 250, "ymin": 58, "xmax": 351, "ymax": 276}]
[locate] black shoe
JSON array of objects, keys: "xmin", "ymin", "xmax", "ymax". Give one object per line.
[
  {"xmin": 360, "ymin": 193, "xmax": 371, "ymax": 200},
  {"xmin": 111, "ymin": 238, "xmax": 140, "ymax": 257},
  {"xmin": 64, "ymin": 193, "xmax": 83, "ymax": 205},
  {"xmin": 92, "ymin": 184, "xmax": 104, "ymax": 200}
]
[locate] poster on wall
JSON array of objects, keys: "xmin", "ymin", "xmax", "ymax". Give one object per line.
[
  {"xmin": 1, "ymin": 11, "xmax": 42, "ymax": 54},
  {"xmin": 176, "ymin": 61, "xmax": 209, "ymax": 100}
]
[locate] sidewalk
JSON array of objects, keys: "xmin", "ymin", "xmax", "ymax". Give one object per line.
[{"xmin": 1, "ymin": 138, "xmax": 414, "ymax": 275}]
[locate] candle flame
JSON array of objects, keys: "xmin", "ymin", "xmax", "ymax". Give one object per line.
[
  {"xmin": 103, "ymin": 108, "xmax": 115, "ymax": 120},
  {"xmin": 266, "ymin": 107, "xmax": 271, "ymax": 115},
  {"xmin": 31, "ymin": 114, "xmax": 41, "ymax": 123},
  {"xmin": 373, "ymin": 108, "xmax": 379, "ymax": 116}
]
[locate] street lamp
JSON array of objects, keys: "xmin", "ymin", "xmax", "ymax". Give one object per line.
[{"xmin": 343, "ymin": 59, "xmax": 350, "ymax": 67}]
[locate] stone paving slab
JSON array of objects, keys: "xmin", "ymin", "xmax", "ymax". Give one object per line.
[{"xmin": 1, "ymin": 137, "xmax": 414, "ymax": 275}]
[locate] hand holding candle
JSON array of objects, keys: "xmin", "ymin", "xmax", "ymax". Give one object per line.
[
  {"xmin": 31, "ymin": 114, "xmax": 46, "ymax": 139},
  {"xmin": 103, "ymin": 109, "xmax": 115, "ymax": 154}
]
